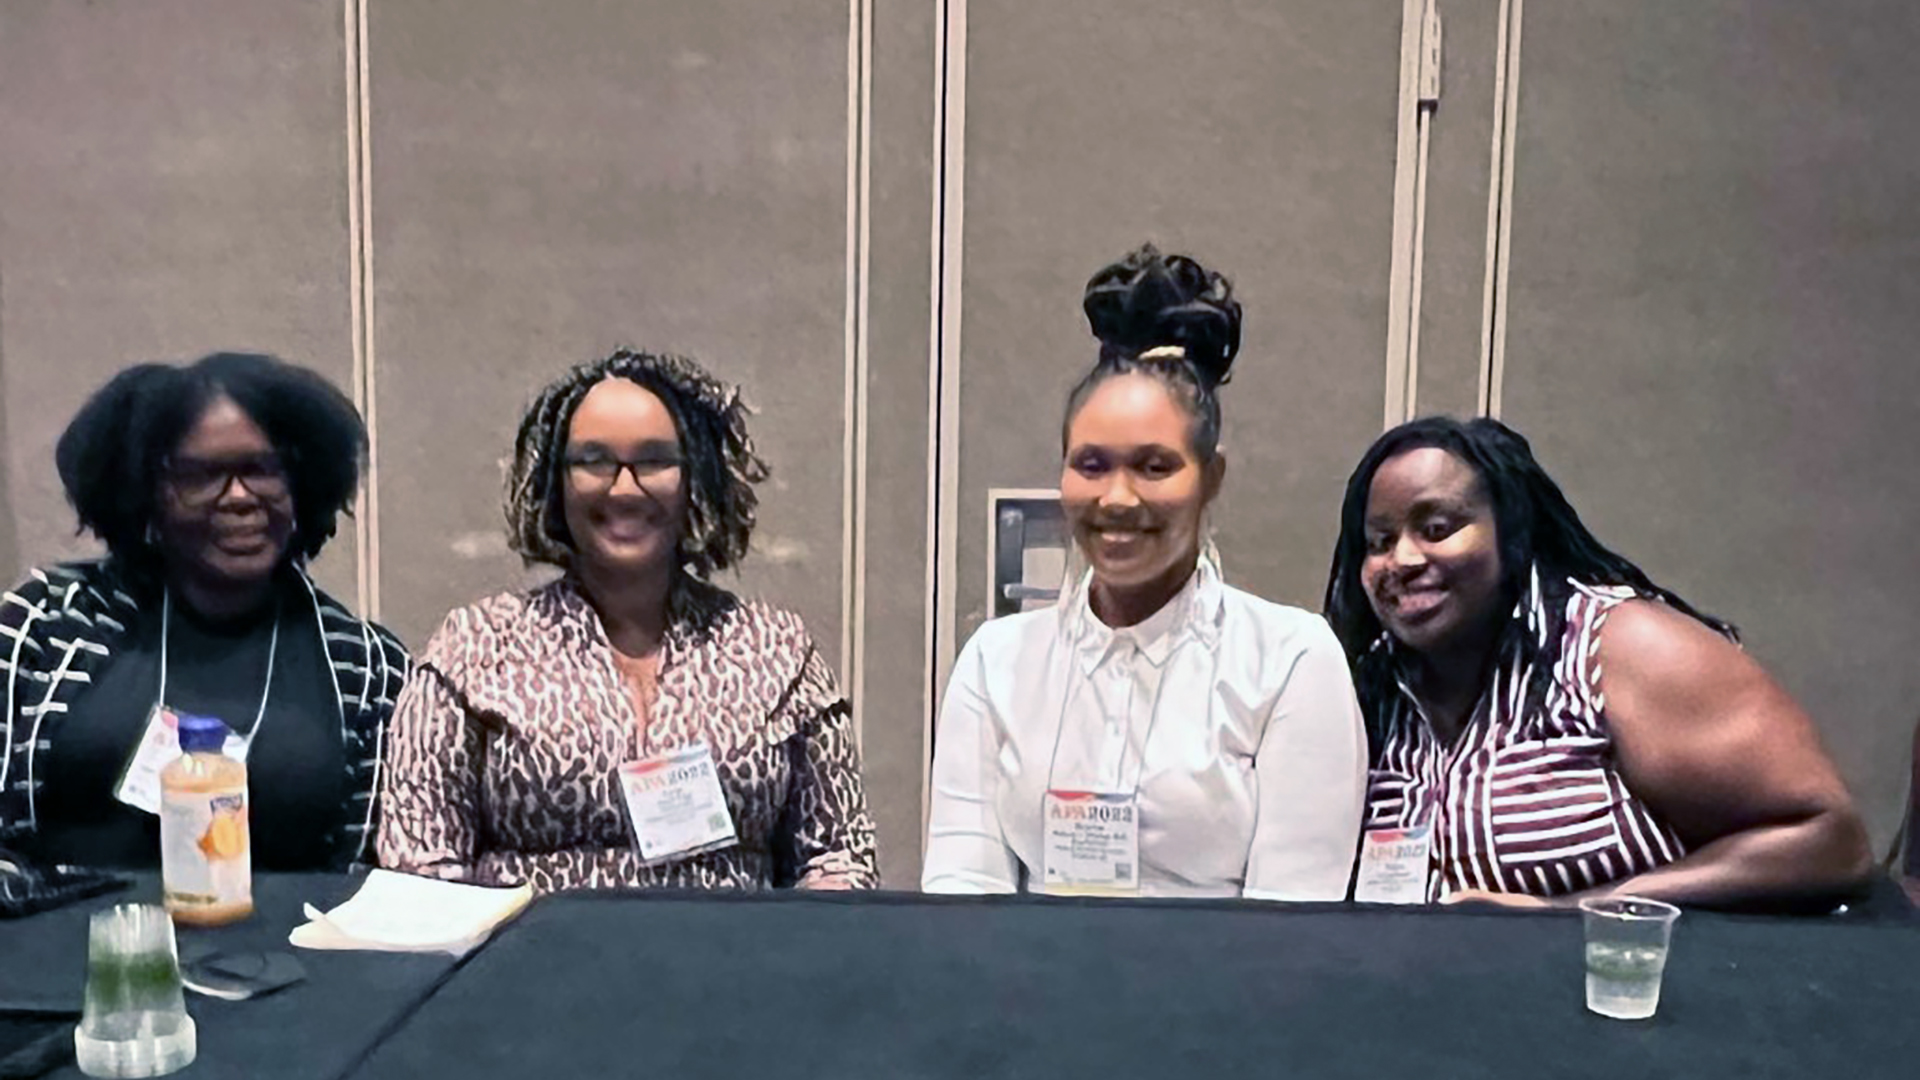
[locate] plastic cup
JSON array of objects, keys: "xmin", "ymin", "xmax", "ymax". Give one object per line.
[
  {"xmin": 1579, "ymin": 895, "xmax": 1681, "ymax": 1020},
  {"xmin": 73, "ymin": 904, "xmax": 197, "ymax": 1077}
]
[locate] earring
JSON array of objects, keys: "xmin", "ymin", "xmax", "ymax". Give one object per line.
[{"xmin": 1522, "ymin": 561, "xmax": 1546, "ymax": 648}]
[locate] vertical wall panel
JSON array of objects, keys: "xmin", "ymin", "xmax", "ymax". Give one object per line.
[
  {"xmin": 369, "ymin": 0, "xmax": 850, "ymax": 652},
  {"xmin": 0, "ymin": 0, "xmax": 358, "ymax": 599},
  {"xmin": 951, "ymin": 0, "xmax": 1404, "ymax": 652},
  {"xmin": 1501, "ymin": 1, "xmax": 1920, "ymax": 848},
  {"xmin": 858, "ymin": 0, "xmax": 937, "ymax": 884},
  {"xmin": 1411, "ymin": 0, "xmax": 1502, "ymax": 420}
]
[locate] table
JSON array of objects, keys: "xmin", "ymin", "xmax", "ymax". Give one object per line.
[
  {"xmin": 351, "ymin": 889, "xmax": 1920, "ymax": 1080},
  {"xmin": 5, "ymin": 879, "xmax": 1915, "ymax": 1080},
  {"xmin": 0, "ymin": 874, "xmax": 462, "ymax": 1080}
]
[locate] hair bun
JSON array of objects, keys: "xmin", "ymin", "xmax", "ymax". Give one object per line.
[{"xmin": 1082, "ymin": 243, "xmax": 1241, "ymax": 388}]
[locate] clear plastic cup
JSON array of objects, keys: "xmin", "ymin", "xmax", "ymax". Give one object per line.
[
  {"xmin": 73, "ymin": 904, "xmax": 197, "ymax": 1077},
  {"xmin": 1579, "ymin": 895, "xmax": 1681, "ymax": 1020}
]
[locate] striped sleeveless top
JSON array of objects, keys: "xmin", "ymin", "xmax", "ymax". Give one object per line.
[{"xmin": 1363, "ymin": 580, "xmax": 1686, "ymax": 900}]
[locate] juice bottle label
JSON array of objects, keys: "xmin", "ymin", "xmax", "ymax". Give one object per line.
[{"xmin": 161, "ymin": 787, "xmax": 252, "ymax": 910}]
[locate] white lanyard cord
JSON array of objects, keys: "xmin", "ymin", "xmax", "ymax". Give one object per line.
[
  {"xmin": 158, "ymin": 589, "xmax": 280, "ymax": 744},
  {"xmin": 1041, "ymin": 636, "xmax": 1179, "ymax": 802}
]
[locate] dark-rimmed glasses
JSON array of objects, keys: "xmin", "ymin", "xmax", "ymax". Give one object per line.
[
  {"xmin": 162, "ymin": 454, "xmax": 291, "ymax": 507},
  {"xmin": 563, "ymin": 450, "xmax": 682, "ymax": 494}
]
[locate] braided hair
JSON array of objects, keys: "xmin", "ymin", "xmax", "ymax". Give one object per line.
[
  {"xmin": 504, "ymin": 349, "xmax": 769, "ymax": 622},
  {"xmin": 1323, "ymin": 415, "xmax": 1735, "ymax": 742},
  {"xmin": 1061, "ymin": 243, "xmax": 1242, "ymax": 460}
]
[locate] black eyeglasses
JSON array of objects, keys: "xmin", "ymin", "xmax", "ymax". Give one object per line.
[
  {"xmin": 162, "ymin": 454, "xmax": 291, "ymax": 506},
  {"xmin": 563, "ymin": 450, "xmax": 682, "ymax": 493}
]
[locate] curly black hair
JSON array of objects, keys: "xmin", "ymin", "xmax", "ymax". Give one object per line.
[
  {"xmin": 1323, "ymin": 415, "xmax": 1735, "ymax": 743},
  {"xmin": 504, "ymin": 349, "xmax": 769, "ymax": 587},
  {"xmin": 1061, "ymin": 243, "xmax": 1242, "ymax": 462},
  {"xmin": 55, "ymin": 352, "xmax": 367, "ymax": 580}
]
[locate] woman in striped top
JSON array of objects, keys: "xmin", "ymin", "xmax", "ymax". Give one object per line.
[{"xmin": 1324, "ymin": 417, "xmax": 1872, "ymax": 909}]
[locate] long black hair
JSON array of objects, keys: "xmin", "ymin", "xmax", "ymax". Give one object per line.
[
  {"xmin": 1061, "ymin": 243, "xmax": 1241, "ymax": 461},
  {"xmin": 1323, "ymin": 416, "xmax": 1734, "ymax": 738},
  {"xmin": 503, "ymin": 349, "xmax": 768, "ymax": 628},
  {"xmin": 55, "ymin": 352, "xmax": 367, "ymax": 585}
]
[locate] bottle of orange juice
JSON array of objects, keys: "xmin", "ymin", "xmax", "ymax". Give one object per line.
[{"xmin": 160, "ymin": 713, "xmax": 253, "ymax": 926}]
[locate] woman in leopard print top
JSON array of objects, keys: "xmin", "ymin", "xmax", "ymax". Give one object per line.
[{"xmin": 376, "ymin": 350, "xmax": 877, "ymax": 892}]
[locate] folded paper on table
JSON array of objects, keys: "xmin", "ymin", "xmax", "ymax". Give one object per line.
[{"xmin": 288, "ymin": 870, "xmax": 533, "ymax": 957}]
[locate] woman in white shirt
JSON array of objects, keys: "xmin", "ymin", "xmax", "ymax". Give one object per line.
[{"xmin": 922, "ymin": 245, "xmax": 1367, "ymax": 900}]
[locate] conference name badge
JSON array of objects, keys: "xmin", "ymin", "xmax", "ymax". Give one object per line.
[
  {"xmin": 115, "ymin": 706, "xmax": 250, "ymax": 815},
  {"xmin": 1353, "ymin": 821, "xmax": 1433, "ymax": 905},
  {"xmin": 616, "ymin": 741, "xmax": 739, "ymax": 864},
  {"xmin": 1041, "ymin": 790, "xmax": 1140, "ymax": 896}
]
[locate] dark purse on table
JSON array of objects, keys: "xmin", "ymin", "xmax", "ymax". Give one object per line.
[{"xmin": 0, "ymin": 846, "xmax": 128, "ymax": 920}]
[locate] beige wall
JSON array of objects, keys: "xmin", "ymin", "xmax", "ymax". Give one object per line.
[
  {"xmin": 1496, "ymin": 0, "xmax": 1920, "ymax": 858},
  {"xmin": 2, "ymin": 1, "xmax": 1914, "ymax": 877},
  {"xmin": 0, "ymin": 0, "xmax": 361, "ymax": 602},
  {"xmin": 950, "ymin": 0, "xmax": 1403, "ymax": 647},
  {"xmin": 366, "ymin": 0, "xmax": 853, "ymax": 650}
]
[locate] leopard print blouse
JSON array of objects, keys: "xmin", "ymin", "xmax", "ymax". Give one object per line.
[{"xmin": 375, "ymin": 577, "xmax": 878, "ymax": 892}]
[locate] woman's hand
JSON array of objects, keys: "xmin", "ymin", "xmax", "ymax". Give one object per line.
[
  {"xmin": 797, "ymin": 874, "xmax": 857, "ymax": 891},
  {"xmin": 1440, "ymin": 889, "xmax": 1556, "ymax": 910}
]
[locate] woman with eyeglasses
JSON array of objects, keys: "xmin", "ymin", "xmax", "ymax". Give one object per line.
[
  {"xmin": 376, "ymin": 350, "xmax": 877, "ymax": 893},
  {"xmin": 0, "ymin": 353, "xmax": 410, "ymax": 871}
]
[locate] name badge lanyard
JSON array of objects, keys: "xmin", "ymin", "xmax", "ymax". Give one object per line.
[
  {"xmin": 601, "ymin": 650, "xmax": 740, "ymax": 865},
  {"xmin": 1040, "ymin": 639, "xmax": 1178, "ymax": 804},
  {"xmin": 1360, "ymin": 678, "xmax": 1483, "ymax": 904},
  {"xmin": 157, "ymin": 589, "xmax": 280, "ymax": 746},
  {"xmin": 1037, "ymin": 627, "xmax": 1222, "ymax": 895},
  {"xmin": 597, "ymin": 646, "xmax": 674, "ymax": 763}
]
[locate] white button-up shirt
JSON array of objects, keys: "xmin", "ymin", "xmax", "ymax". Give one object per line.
[{"xmin": 923, "ymin": 558, "xmax": 1367, "ymax": 900}]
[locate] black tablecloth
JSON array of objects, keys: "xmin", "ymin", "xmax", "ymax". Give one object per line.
[
  {"xmin": 349, "ymin": 889, "xmax": 1920, "ymax": 1080},
  {"xmin": 0, "ymin": 874, "xmax": 462, "ymax": 1080},
  {"xmin": 5, "ymin": 878, "xmax": 1914, "ymax": 1079}
]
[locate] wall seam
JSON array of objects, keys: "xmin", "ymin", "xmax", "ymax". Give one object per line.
[{"xmin": 924, "ymin": 0, "xmax": 966, "ymax": 835}]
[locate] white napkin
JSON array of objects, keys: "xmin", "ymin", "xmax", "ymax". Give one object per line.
[{"xmin": 289, "ymin": 870, "xmax": 533, "ymax": 957}]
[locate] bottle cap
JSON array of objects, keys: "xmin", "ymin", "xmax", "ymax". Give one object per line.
[{"xmin": 177, "ymin": 713, "xmax": 234, "ymax": 754}]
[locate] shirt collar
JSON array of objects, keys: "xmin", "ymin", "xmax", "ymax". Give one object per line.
[{"xmin": 1064, "ymin": 551, "xmax": 1226, "ymax": 673}]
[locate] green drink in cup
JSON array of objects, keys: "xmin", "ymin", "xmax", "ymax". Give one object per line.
[{"xmin": 73, "ymin": 904, "xmax": 197, "ymax": 1077}]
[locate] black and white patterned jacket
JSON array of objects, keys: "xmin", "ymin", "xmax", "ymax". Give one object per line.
[{"xmin": 0, "ymin": 560, "xmax": 410, "ymax": 868}]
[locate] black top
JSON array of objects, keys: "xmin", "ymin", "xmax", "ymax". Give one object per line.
[{"xmin": 30, "ymin": 576, "xmax": 345, "ymax": 871}]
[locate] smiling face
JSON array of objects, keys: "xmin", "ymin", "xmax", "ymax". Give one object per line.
[
  {"xmin": 153, "ymin": 394, "xmax": 297, "ymax": 594},
  {"xmin": 1060, "ymin": 372, "xmax": 1221, "ymax": 601},
  {"xmin": 560, "ymin": 377, "xmax": 687, "ymax": 581},
  {"xmin": 1360, "ymin": 446, "xmax": 1506, "ymax": 658}
]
